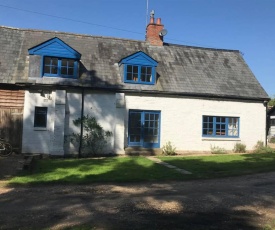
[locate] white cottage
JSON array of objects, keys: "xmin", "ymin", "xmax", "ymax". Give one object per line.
[{"xmin": 0, "ymin": 14, "xmax": 269, "ymax": 156}]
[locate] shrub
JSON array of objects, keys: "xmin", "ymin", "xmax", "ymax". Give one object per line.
[
  {"xmin": 70, "ymin": 114, "xmax": 112, "ymax": 156},
  {"xmin": 269, "ymin": 136, "xmax": 275, "ymax": 144},
  {"xmin": 233, "ymin": 143, "xmax": 246, "ymax": 153},
  {"xmin": 162, "ymin": 141, "xmax": 176, "ymax": 155},
  {"xmin": 253, "ymin": 140, "xmax": 275, "ymax": 154},
  {"xmin": 210, "ymin": 145, "xmax": 227, "ymax": 154}
]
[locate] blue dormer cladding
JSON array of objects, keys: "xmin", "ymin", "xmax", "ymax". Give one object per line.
[
  {"xmin": 119, "ymin": 51, "xmax": 158, "ymax": 85},
  {"xmin": 28, "ymin": 37, "xmax": 81, "ymax": 78}
]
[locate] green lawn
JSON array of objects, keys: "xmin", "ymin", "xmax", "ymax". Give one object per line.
[
  {"xmin": 10, "ymin": 156, "xmax": 183, "ymax": 184},
  {"xmin": 158, "ymin": 152, "xmax": 275, "ymax": 179},
  {"xmin": 9, "ymin": 153, "xmax": 275, "ymax": 185}
]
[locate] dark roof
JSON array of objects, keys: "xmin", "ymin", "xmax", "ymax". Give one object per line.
[{"xmin": 0, "ymin": 26, "xmax": 269, "ymax": 100}]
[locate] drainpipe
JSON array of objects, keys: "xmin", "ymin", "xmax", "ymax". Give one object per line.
[
  {"xmin": 264, "ymin": 100, "xmax": 268, "ymax": 147},
  {"xmin": 78, "ymin": 88, "xmax": 84, "ymax": 158}
]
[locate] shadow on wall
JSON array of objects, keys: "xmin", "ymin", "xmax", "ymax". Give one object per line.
[
  {"xmin": 0, "ymin": 107, "xmax": 23, "ymax": 153},
  {"xmin": 23, "ymin": 67, "xmax": 125, "ymax": 156}
]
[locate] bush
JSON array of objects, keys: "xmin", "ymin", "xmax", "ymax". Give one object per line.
[
  {"xmin": 253, "ymin": 140, "xmax": 275, "ymax": 154},
  {"xmin": 210, "ymin": 145, "xmax": 227, "ymax": 154},
  {"xmin": 269, "ymin": 136, "xmax": 275, "ymax": 144},
  {"xmin": 162, "ymin": 141, "xmax": 176, "ymax": 155},
  {"xmin": 233, "ymin": 143, "xmax": 246, "ymax": 153},
  {"xmin": 70, "ymin": 114, "xmax": 112, "ymax": 156}
]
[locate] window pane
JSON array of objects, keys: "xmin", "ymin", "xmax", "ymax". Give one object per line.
[
  {"xmin": 44, "ymin": 66, "xmax": 50, "ymax": 74},
  {"xmin": 228, "ymin": 117, "xmax": 239, "ymax": 137},
  {"xmin": 52, "ymin": 66, "xmax": 58, "ymax": 74},
  {"xmin": 44, "ymin": 57, "xmax": 51, "ymax": 65},
  {"xmin": 61, "ymin": 67, "xmax": 67, "ymax": 75},
  {"xmin": 52, "ymin": 58, "xmax": 58, "ymax": 65},
  {"xmin": 133, "ymin": 66, "xmax": 138, "ymax": 73},
  {"xmin": 34, "ymin": 107, "xmax": 47, "ymax": 127},
  {"xmin": 68, "ymin": 68, "xmax": 74, "ymax": 76}
]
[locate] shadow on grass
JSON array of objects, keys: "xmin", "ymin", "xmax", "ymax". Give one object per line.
[
  {"xmin": 9, "ymin": 157, "xmax": 185, "ymax": 185},
  {"xmin": 158, "ymin": 152, "xmax": 275, "ymax": 179},
  {"xmin": 1, "ymin": 155, "xmax": 275, "ymax": 229}
]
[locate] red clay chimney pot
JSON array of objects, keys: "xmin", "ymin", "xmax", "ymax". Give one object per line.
[{"xmin": 156, "ymin": 18, "xmax": 161, "ymax": 25}]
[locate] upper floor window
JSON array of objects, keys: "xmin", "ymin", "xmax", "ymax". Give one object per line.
[
  {"xmin": 271, "ymin": 119, "xmax": 275, "ymax": 126},
  {"xmin": 202, "ymin": 116, "xmax": 239, "ymax": 138},
  {"xmin": 44, "ymin": 57, "xmax": 77, "ymax": 78},
  {"xmin": 120, "ymin": 51, "xmax": 158, "ymax": 85},
  {"xmin": 29, "ymin": 37, "xmax": 81, "ymax": 79},
  {"xmin": 126, "ymin": 65, "xmax": 153, "ymax": 83}
]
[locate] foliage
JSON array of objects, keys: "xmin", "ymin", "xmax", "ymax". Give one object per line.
[
  {"xmin": 253, "ymin": 140, "xmax": 275, "ymax": 154},
  {"xmin": 210, "ymin": 145, "xmax": 227, "ymax": 154},
  {"xmin": 268, "ymin": 95, "xmax": 275, "ymax": 107},
  {"xmin": 233, "ymin": 142, "xmax": 246, "ymax": 153},
  {"xmin": 71, "ymin": 115, "xmax": 112, "ymax": 156},
  {"xmin": 162, "ymin": 141, "xmax": 176, "ymax": 155},
  {"xmin": 269, "ymin": 136, "xmax": 275, "ymax": 144}
]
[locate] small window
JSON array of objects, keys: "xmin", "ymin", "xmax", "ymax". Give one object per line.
[
  {"xmin": 202, "ymin": 116, "xmax": 239, "ymax": 137},
  {"xmin": 271, "ymin": 119, "xmax": 275, "ymax": 126},
  {"xmin": 34, "ymin": 107, "xmax": 47, "ymax": 128},
  {"xmin": 125, "ymin": 64, "xmax": 154, "ymax": 84},
  {"xmin": 43, "ymin": 57, "xmax": 77, "ymax": 78}
]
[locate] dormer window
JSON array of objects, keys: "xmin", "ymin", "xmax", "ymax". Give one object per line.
[
  {"xmin": 126, "ymin": 65, "xmax": 153, "ymax": 83},
  {"xmin": 44, "ymin": 57, "xmax": 77, "ymax": 78},
  {"xmin": 120, "ymin": 51, "xmax": 158, "ymax": 85},
  {"xmin": 29, "ymin": 37, "xmax": 81, "ymax": 79}
]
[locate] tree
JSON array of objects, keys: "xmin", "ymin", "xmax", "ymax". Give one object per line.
[
  {"xmin": 268, "ymin": 95, "xmax": 275, "ymax": 107},
  {"xmin": 71, "ymin": 115, "xmax": 112, "ymax": 156}
]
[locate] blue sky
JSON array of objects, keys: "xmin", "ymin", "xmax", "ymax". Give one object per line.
[{"xmin": 0, "ymin": 0, "xmax": 274, "ymax": 97}]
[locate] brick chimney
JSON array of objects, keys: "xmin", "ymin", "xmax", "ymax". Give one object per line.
[{"xmin": 146, "ymin": 11, "xmax": 164, "ymax": 46}]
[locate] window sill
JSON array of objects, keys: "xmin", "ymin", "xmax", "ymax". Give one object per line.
[
  {"xmin": 34, "ymin": 127, "xmax": 47, "ymax": 131},
  {"xmin": 202, "ymin": 137, "xmax": 241, "ymax": 141}
]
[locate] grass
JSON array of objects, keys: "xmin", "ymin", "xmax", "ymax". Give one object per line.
[
  {"xmin": 9, "ymin": 156, "xmax": 183, "ymax": 185},
  {"xmin": 158, "ymin": 152, "xmax": 275, "ymax": 179},
  {"xmin": 9, "ymin": 152, "xmax": 275, "ymax": 185}
]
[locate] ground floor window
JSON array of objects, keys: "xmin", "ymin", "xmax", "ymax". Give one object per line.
[
  {"xmin": 34, "ymin": 107, "xmax": 48, "ymax": 127},
  {"xmin": 202, "ymin": 116, "xmax": 239, "ymax": 137},
  {"xmin": 271, "ymin": 119, "xmax": 275, "ymax": 126},
  {"xmin": 128, "ymin": 110, "xmax": 160, "ymax": 148}
]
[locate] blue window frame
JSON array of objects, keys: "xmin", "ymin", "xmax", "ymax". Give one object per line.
[
  {"xmin": 34, "ymin": 107, "xmax": 47, "ymax": 128},
  {"xmin": 128, "ymin": 110, "xmax": 161, "ymax": 148},
  {"xmin": 202, "ymin": 116, "xmax": 239, "ymax": 137},
  {"xmin": 43, "ymin": 57, "xmax": 77, "ymax": 78},
  {"xmin": 125, "ymin": 65, "xmax": 154, "ymax": 83},
  {"xmin": 120, "ymin": 51, "xmax": 158, "ymax": 85}
]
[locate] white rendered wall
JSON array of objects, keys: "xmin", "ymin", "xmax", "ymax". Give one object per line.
[
  {"xmin": 22, "ymin": 90, "xmax": 56, "ymax": 154},
  {"xmin": 125, "ymin": 95, "xmax": 266, "ymax": 152},
  {"xmin": 82, "ymin": 91, "xmax": 116, "ymax": 154},
  {"xmin": 22, "ymin": 90, "xmax": 266, "ymax": 155}
]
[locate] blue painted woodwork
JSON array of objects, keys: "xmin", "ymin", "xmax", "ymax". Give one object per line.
[
  {"xmin": 29, "ymin": 37, "xmax": 81, "ymax": 78},
  {"xmin": 128, "ymin": 110, "xmax": 161, "ymax": 148},
  {"xmin": 28, "ymin": 37, "xmax": 81, "ymax": 59},
  {"xmin": 120, "ymin": 51, "xmax": 158, "ymax": 85},
  {"xmin": 202, "ymin": 115, "xmax": 240, "ymax": 138}
]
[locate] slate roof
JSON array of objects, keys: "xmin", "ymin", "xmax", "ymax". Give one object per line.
[{"xmin": 0, "ymin": 26, "xmax": 269, "ymax": 100}]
